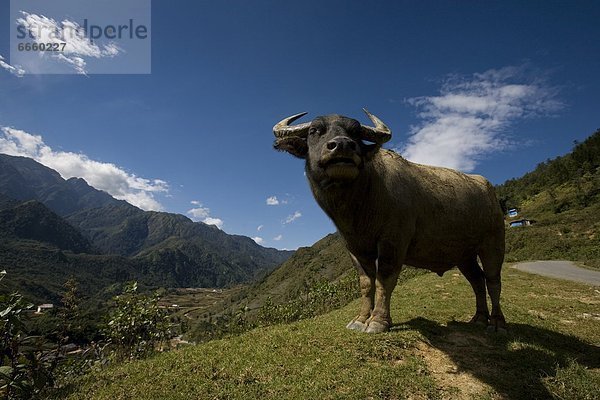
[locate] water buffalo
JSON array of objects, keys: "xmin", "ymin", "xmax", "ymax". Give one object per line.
[{"xmin": 273, "ymin": 110, "xmax": 506, "ymax": 333}]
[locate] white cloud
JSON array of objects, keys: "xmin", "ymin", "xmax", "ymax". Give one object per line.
[
  {"xmin": 0, "ymin": 126, "xmax": 167, "ymax": 210},
  {"xmin": 187, "ymin": 206, "xmax": 210, "ymax": 220},
  {"xmin": 252, "ymin": 236, "xmax": 264, "ymax": 245},
  {"xmin": 203, "ymin": 217, "xmax": 224, "ymax": 229},
  {"xmin": 0, "ymin": 54, "xmax": 25, "ymax": 77},
  {"xmin": 187, "ymin": 201, "xmax": 224, "ymax": 229},
  {"xmin": 15, "ymin": 12, "xmax": 123, "ymax": 75},
  {"xmin": 400, "ymin": 66, "xmax": 563, "ymax": 172},
  {"xmin": 273, "ymin": 234, "xmax": 283, "ymax": 241},
  {"xmin": 266, "ymin": 195, "xmax": 289, "ymax": 206},
  {"xmin": 257, "ymin": 224, "xmax": 264, "ymax": 231},
  {"xmin": 284, "ymin": 211, "xmax": 302, "ymax": 224},
  {"xmin": 266, "ymin": 196, "xmax": 279, "ymax": 206}
]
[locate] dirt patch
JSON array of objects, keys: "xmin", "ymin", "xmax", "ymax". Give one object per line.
[
  {"xmin": 578, "ymin": 296, "xmax": 600, "ymax": 305},
  {"xmin": 528, "ymin": 309, "xmax": 549, "ymax": 320},
  {"xmin": 415, "ymin": 339, "xmax": 501, "ymax": 399}
]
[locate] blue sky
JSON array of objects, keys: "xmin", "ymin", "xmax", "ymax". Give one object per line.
[{"xmin": 1, "ymin": 1, "xmax": 599, "ymax": 250}]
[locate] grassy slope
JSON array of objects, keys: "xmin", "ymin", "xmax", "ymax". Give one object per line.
[
  {"xmin": 505, "ymin": 201, "xmax": 600, "ymax": 269},
  {"xmin": 236, "ymin": 233, "xmax": 353, "ymax": 309},
  {"xmin": 64, "ymin": 267, "xmax": 600, "ymax": 400}
]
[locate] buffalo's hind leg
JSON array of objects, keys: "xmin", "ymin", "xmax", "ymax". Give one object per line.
[
  {"xmin": 458, "ymin": 257, "xmax": 490, "ymax": 326},
  {"xmin": 479, "ymin": 238, "xmax": 507, "ymax": 333},
  {"xmin": 346, "ymin": 254, "xmax": 376, "ymax": 332}
]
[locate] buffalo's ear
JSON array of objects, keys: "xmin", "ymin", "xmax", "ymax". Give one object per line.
[
  {"xmin": 274, "ymin": 137, "xmax": 308, "ymax": 159},
  {"xmin": 362, "ymin": 143, "xmax": 381, "ymax": 161}
]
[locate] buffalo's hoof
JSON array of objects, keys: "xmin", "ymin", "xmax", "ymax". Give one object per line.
[
  {"xmin": 469, "ymin": 313, "xmax": 489, "ymax": 326},
  {"xmin": 365, "ymin": 320, "xmax": 389, "ymax": 334},
  {"xmin": 346, "ymin": 319, "xmax": 367, "ymax": 332},
  {"xmin": 486, "ymin": 316, "xmax": 508, "ymax": 334}
]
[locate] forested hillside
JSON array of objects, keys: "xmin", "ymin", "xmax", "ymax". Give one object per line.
[{"xmin": 497, "ymin": 129, "xmax": 600, "ymax": 213}]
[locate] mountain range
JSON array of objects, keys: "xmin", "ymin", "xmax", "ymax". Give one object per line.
[{"xmin": 0, "ymin": 154, "xmax": 292, "ymax": 304}]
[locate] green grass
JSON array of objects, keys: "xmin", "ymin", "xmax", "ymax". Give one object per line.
[{"xmin": 61, "ymin": 267, "xmax": 600, "ymax": 400}]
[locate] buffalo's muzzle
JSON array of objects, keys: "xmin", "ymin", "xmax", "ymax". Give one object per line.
[
  {"xmin": 321, "ymin": 136, "xmax": 361, "ymax": 168},
  {"xmin": 326, "ymin": 137, "xmax": 357, "ymax": 152}
]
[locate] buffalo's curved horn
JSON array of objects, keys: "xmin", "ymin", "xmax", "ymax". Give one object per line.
[
  {"xmin": 361, "ymin": 108, "xmax": 392, "ymax": 144},
  {"xmin": 273, "ymin": 112, "xmax": 311, "ymax": 138}
]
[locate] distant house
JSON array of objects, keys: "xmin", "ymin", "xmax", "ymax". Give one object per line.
[
  {"xmin": 35, "ymin": 303, "xmax": 54, "ymax": 314},
  {"xmin": 509, "ymin": 219, "xmax": 535, "ymax": 228},
  {"xmin": 508, "ymin": 208, "xmax": 518, "ymax": 218}
]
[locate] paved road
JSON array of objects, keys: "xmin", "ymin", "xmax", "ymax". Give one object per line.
[{"xmin": 513, "ymin": 260, "xmax": 600, "ymax": 286}]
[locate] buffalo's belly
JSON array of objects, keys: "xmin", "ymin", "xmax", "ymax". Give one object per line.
[
  {"xmin": 404, "ymin": 237, "xmax": 479, "ymax": 270},
  {"xmin": 404, "ymin": 260, "xmax": 457, "ymax": 275}
]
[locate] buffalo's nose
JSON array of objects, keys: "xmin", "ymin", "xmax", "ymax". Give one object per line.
[{"xmin": 326, "ymin": 137, "xmax": 357, "ymax": 152}]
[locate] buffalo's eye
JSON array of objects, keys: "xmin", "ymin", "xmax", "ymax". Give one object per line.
[
  {"xmin": 309, "ymin": 127, "xmax": 321, "ymax": 135},
  {"xmin": 348, "ymin": 127, "xmax": 361, "ymax": 139}
]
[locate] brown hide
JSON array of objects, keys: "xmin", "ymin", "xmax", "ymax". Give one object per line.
[{"xmin": 307, "ymin": 149, "xmax": 505, "ymax": 274}]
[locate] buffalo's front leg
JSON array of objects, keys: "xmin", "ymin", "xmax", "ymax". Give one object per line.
[
  {"xmin": 346, "ymin": 254, "xmax": 375, "ymax": 332},
  {"xmin": 364, "ymin": 242, "xmax": 403, "ymax": 333},
  {"xmin": 364, "ymin": 264, "xmax": 401, "ymax": 333}
]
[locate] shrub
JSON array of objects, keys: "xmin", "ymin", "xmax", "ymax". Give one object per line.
[
  {"xmin": 1, "ymin": 270, "xmax": 52, "ymax": 399},
  {"xmin": 104, "ymin": 282, "xmax": 172, "ymax": 362}
]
